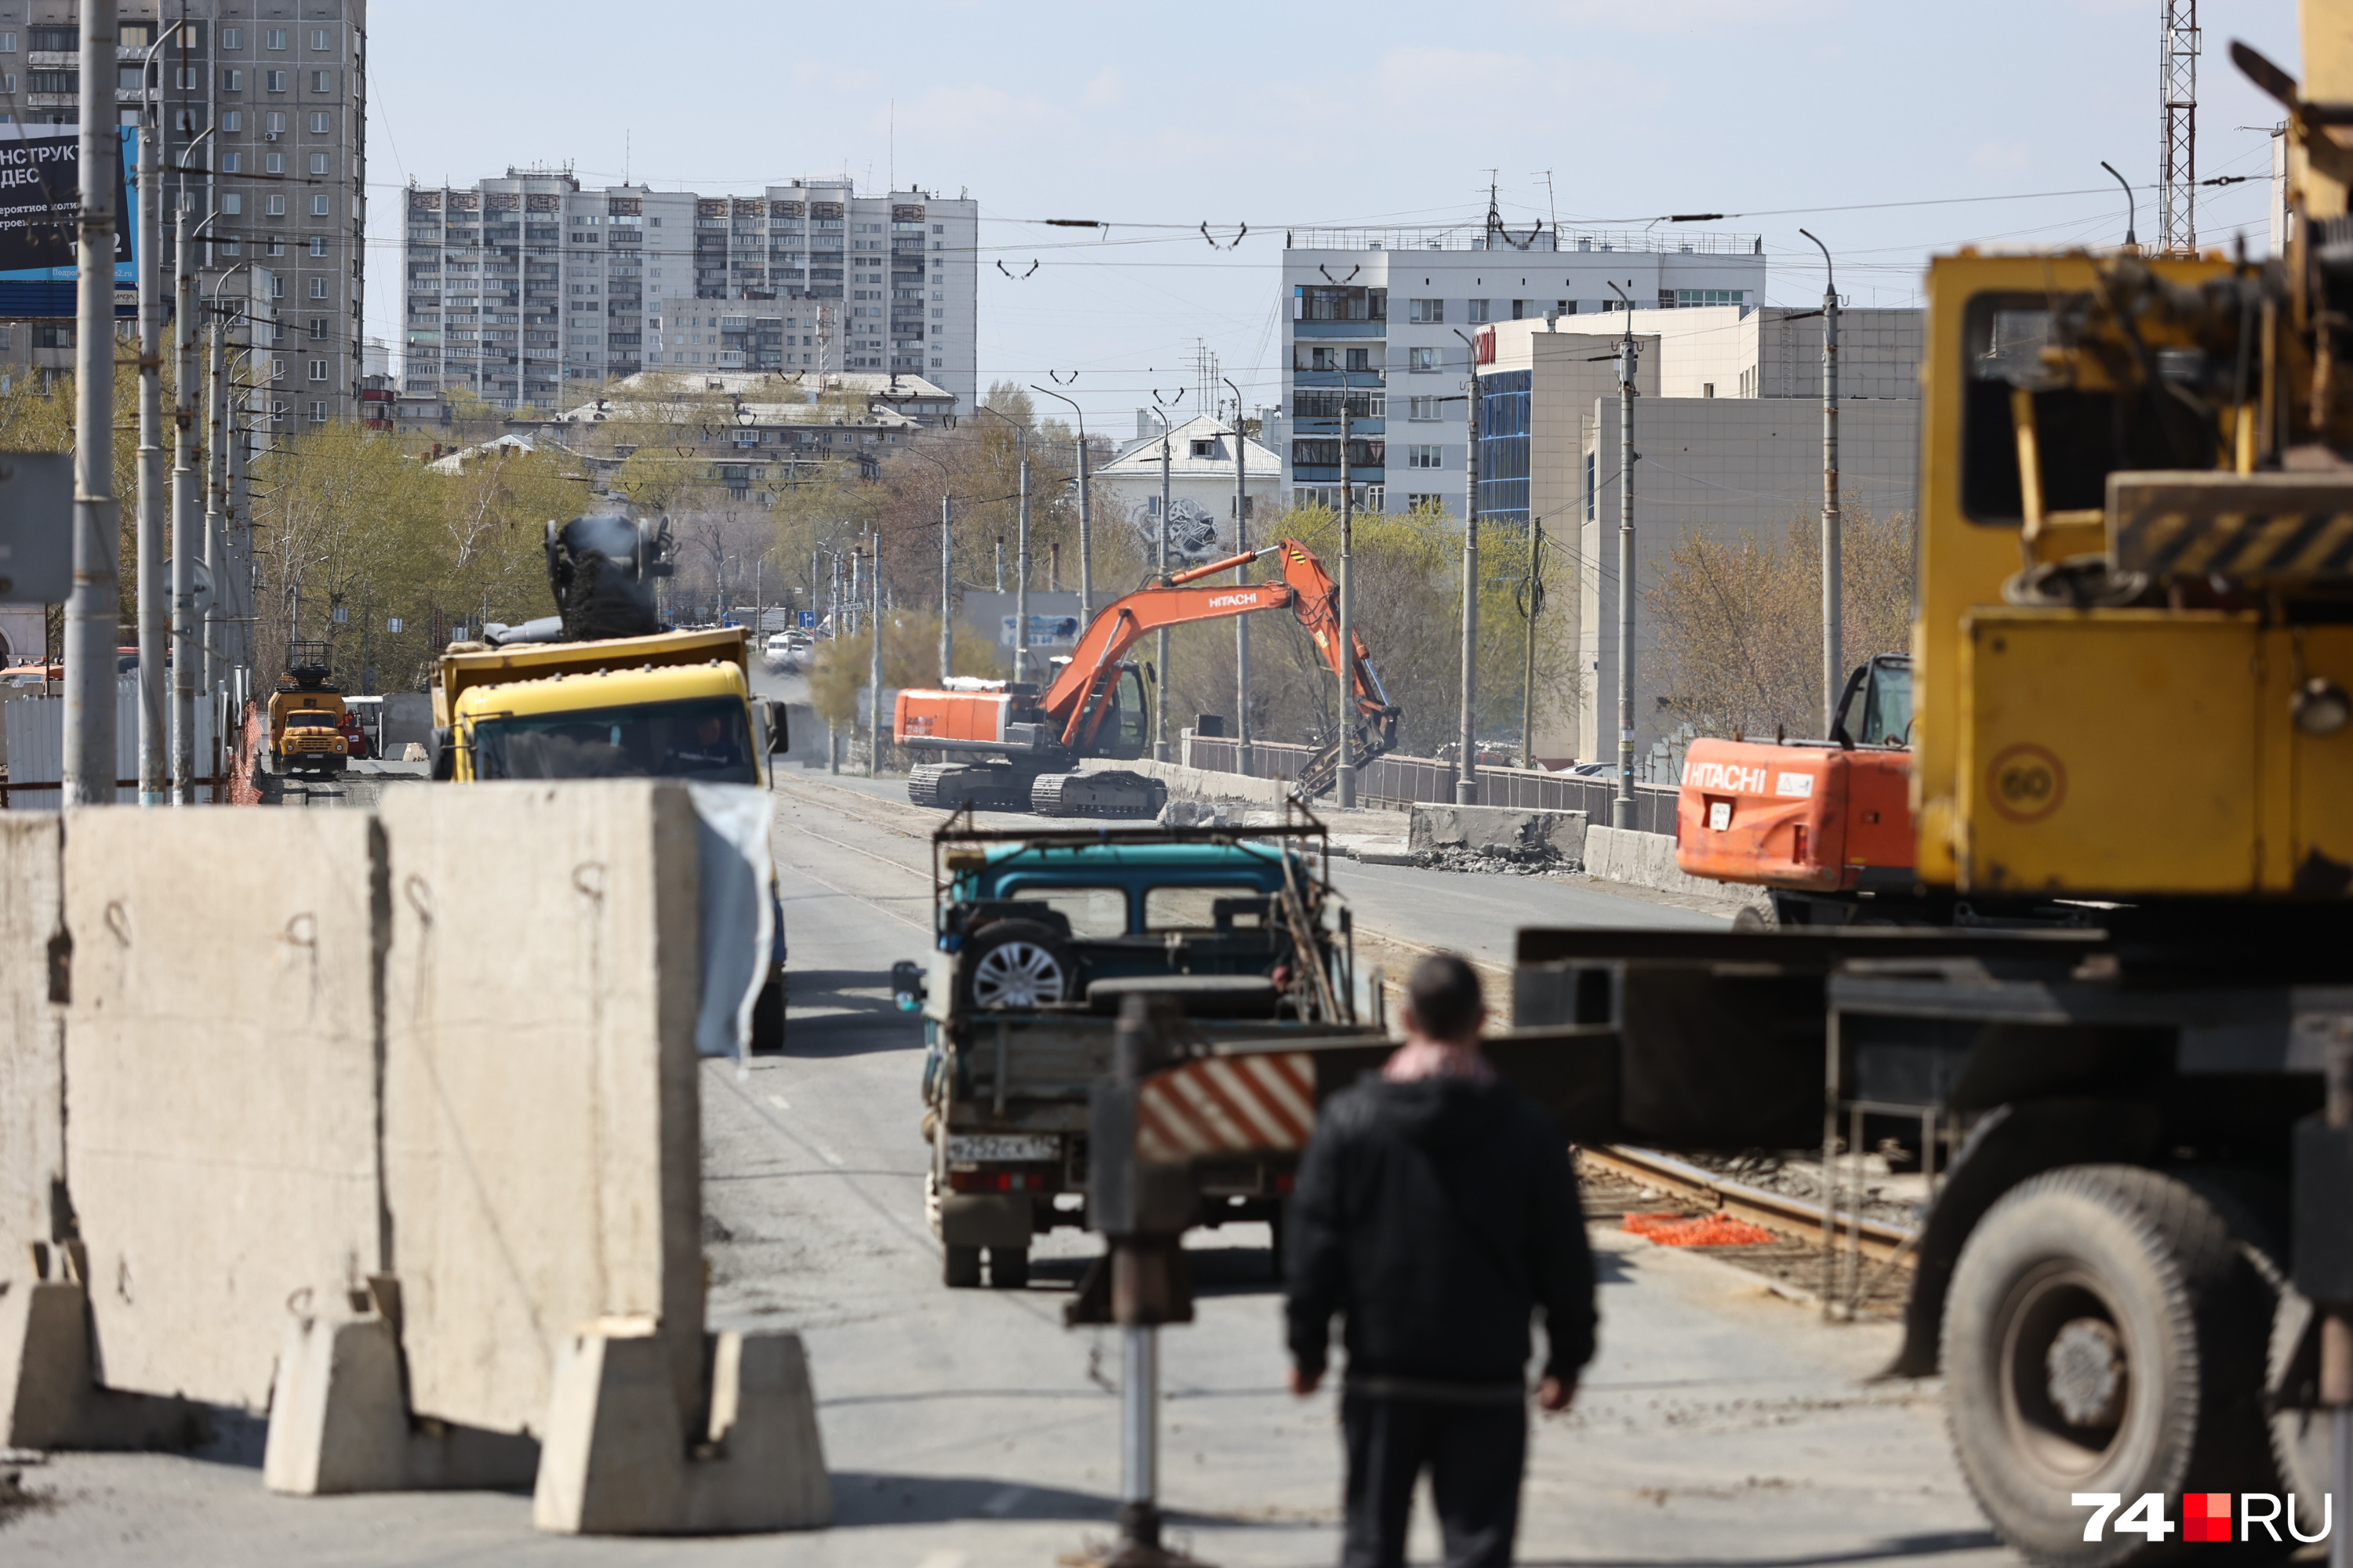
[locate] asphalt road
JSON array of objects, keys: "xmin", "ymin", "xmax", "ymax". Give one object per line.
[{"xmin": 1, "ymin": 767, "xmax": 2017, "ymax": 1566}]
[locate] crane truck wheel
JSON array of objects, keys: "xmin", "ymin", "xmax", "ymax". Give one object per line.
[
  {"xmin": 1941, "ymin": 1165, "xmax": 2282, "ymax": 1566},
  {"xmin": 959, "ymin": 919, "xmax": 1073, "ymax": 1011}
]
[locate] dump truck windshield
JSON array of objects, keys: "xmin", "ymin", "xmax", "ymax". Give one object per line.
[
  {"xmin": 284, "ymin": 711, "xmax": 340, "ymax": 729},
  {"xmin": 470, "ymin": 696, "xmax": 756, "ymax": 783}
]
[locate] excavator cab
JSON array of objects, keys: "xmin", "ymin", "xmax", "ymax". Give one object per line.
[
  {"xmin": 1830, "ymin": 654, "xmax": 1913, "ymax": 751},
  {"xmin": 1107, "ymin": 664, "xmax": 1148, "ymax": 760}
]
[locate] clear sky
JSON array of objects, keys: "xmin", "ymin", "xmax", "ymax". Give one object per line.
[{"xmin": 364, "ymin": 0, "xmax": 2302, "ymax": 423}]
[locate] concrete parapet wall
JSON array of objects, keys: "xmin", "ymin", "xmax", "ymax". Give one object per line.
[{"xmin": 1582, "ymin": 825, "xmax": 1767, "ymax": 913}]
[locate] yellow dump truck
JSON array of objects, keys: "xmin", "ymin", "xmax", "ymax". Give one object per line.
[
  {"xmin": 267, "ymin": 641, "xmax": 348, "ymax": 777},
  {"xmin": 427, "ymin": 504, "xmax": 791, "ymax": 1048}
]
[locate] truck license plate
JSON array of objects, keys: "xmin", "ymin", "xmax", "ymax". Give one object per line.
[{"xmin": 947, "ymin": 1133, "xmax": 1060, "ymax": 1164}]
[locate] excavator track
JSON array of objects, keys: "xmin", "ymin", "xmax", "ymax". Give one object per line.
[
  {"xmin": 1029, "ymin": 771, "xmax": 1169, "ymax": 819},
  {"xmin": 907, "ymin": 762, "xmax": 1033, "ymax": 813}
]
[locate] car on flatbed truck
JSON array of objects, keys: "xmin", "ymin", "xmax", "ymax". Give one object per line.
[{"xmin": 896, "ymin": 812, "xmax": 1374, "ymax": 1290}]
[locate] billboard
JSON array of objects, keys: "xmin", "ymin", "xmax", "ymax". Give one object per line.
[{"xmin": 0, "ymin": 124, "xmax": 136, "ymax": 286}]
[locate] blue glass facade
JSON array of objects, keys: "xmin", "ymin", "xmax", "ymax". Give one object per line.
[{"xmin": 1475, "ymin": 369, "xmax": 1530, "ymax": 528}]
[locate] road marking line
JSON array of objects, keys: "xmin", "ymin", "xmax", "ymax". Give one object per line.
[
  {"xmin": 766, "ymin": 1094, "xmax": 791, "ymax": 1111},
  {"xmin": 816, "ymin": 1145, "xmax": 845, "ymax": 1167},
  {"xmin": 979, "ymin": 1485, "xmax": 1027, "ymax": 1518}
]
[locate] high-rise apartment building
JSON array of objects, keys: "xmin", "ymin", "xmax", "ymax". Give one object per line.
[
  {"xmin": 1281, "ymin": 210, "xmax": 1765, "ymax": 519},
  {"xmin": 401, "ymin": 170, "xmax": 977, "ymax": 417},
  {"xmin": 0, "ymin": 0, "xmax": 369, "ymax": 424}
]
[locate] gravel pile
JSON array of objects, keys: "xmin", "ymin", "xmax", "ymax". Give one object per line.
[{"xmin": 1417, "ymin": 844, "xmax": 1578, "ymax": 877}]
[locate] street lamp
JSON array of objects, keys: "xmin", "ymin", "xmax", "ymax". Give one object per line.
[
  {"xmin": 1027, "ymin": 383, "xmax": 1093, "ymax": 624},
  {"xmin": 2100, "ymin": 162, "xmax": 2140, "ymax": 249},
  {"xmin": 977, "ymin": 404, "xmax": 1031, "ymax": 683},
  {"xmin": 902, "ymin": 445, "xmax": 955, "ymax": 682}
]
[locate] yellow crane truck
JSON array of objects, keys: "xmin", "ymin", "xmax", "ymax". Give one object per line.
[
  {"xmin": 1508, "ymin": 11, "xmax": 2353, "ymax": 1562},
  {"xmin": 267, "ymin": 641, "xmax": 349, "ymax": 777},
  {"xmin": 428, "ymin": 502, "xmax": 791, "ymax": 1048}
]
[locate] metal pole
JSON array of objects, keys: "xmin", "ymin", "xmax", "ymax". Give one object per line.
[
  {"xmin": 1612, "ymin": 285, "xmax": 1638, "ymax": 828},
  {"xmin": 1121, "ymin": 1325, "xmax": 1160, "ymax": 1533},
  {"xmin": 1802, "ymin": 230, "xmax": 1841, "ymax": 737},
  {"xmin": 1076, "ymin": 433, "xmax": 1093, "ymax": 623},
  {"xmin": 136, "ymin": 125, "xmax": 165, "ymax": 805},
  {"xmin": 867, "ymin": 532, "xmax": 882, "ymax": 776},
  {"xmin": 1155, "ymin": 413, "xmax": 1172, "ymax": 761},
  {"xmin": 938, "ymin": 491, "xmax": 953, "ymax": 682},
  {"xmin": 227, "ymin": 390, "xmax": 248, "ymax": 701},
  {"xmin": 1457, "ymin": 338, "xmax": 1480, "ymax": 804},
  {"xmin": 1336, "ymin": 397, "xmax": 1356, "ymax": 808},
  {"xmin": 1223, "ymin": 377, "xmax": 1252, "ymax": 775},
  {"xmin": 994, "ymin": 536, "xmax": 1004, "ymax": 593},
  {"xmin": 1015, "ymin": 437, "xmax": 1031, "ymax": 684},
  {"xmin": 2327, "ymin": 1031, "xmax": 2353, "ymax": 1568},
  {"xmin": 171, "ymin": 213, "xmax": 198, "ymax": 805},
  {"xmin": 204, "ymin": 316, "xmax": 225, "ymax": 710},
  {"xmin": 1521, "ymin": 518, "xmax": 1543, "ymax": 769},
  {"xmin": 63, "ymin": 0, "xmax": 121, "ymax": 808}
]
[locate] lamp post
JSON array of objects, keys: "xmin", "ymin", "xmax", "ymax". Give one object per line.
[
  {"xmin": 1799, "ymin": 228, "xmax": 1841, "ymax": 738},
  {"xmin": 1222, "ymin": 375, "xmax": 1253, "ymax": 775},
  {"xmin": 903, "ymin": 446, "xmax": 955, "ymax": 682},
  {"xmin": 978, "ymin": 404, "xmax": 1030, "ymax": 682},
  {"xmin": 1606, "ymin": 282, "xmax": 1639, "ymax": 830},
  {"xmin": 1028, "ymin": 384, "xmax": 1094, "ymax": 625}
]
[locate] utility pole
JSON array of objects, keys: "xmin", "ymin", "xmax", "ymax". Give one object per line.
[
  {"xmin": 1015, "ymin": 434, "xmax": 1031, "ymax": 684},
  {"xmin": 1802, "ymin": 230, "xmax": 1841, "ymax": 737},
  {"xmin": 136, "ymin": 122, "xmax": 165, "ymax": 805},
  {"xmin": 1609, "ymin": 282, "xmax": 1639, "ymax": 829},
  {"xmin": 938, "ymin": 492, "xmax": 953, "ymax": 682},
  {"xmin": 1336, "ymin": 395, "xmax": 1356, "ymax": 808},
  {"xmin": 846, "ymin": 541, "xmax": 860, "ymax": 637},
  {"xmin": 63, "ymin": 0, "xmax": 121, "ymax": 807},
  {"xmin": 1153, "ymin": 404, "xmax": 1175, "ymax": 761},
  {"xmin": 1455, "ymin": 332, "xmax": 1481, "ymax": 805},
  {"xmin": 867, "ymin": 531, "xmax": 883, "ymax": 777},
  {"xmin": 171, "ymin": 212, "xmax": 198, "ymax": 805},
  {"xmin": 204, "ymin": 313, "xmax": 226, "ymax": 707},
  {"xmin": 226, "ymin": 378, "xmax": 249, "ymax": 708},
  {"xmin": 1224, "ymin": 376, "xmax": 1252, "ymax": 774},
  {"xmin": 1519, "ymin": 518, "xmax": 1545, "ymax": 769}
]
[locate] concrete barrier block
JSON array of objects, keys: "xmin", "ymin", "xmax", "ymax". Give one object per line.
[
  {"xmin": 533, "ymin": 1322, "xmax": 830, "ymax": 1535},
  {"xmin": 1081, "ymin": 756, "xmax": 1288, "ymax": 807},
  {"xmin": 0, "ymin": 815, "xmax": 61, "ymax": 1290},
  {"xmin": 62, "ymin": 809, "xmax": 386, "ymax": 1411},
  {"xmin": 1408, "ymin": 804, "xmax": 1587, "ymax": 860},
  {"xmin": 377, "ymin": 782, "xmax": 704, "ymax": 1439},
  {"xmin": 1, "ymin": 1277, "xmax": 204, "ymax": 1451}
]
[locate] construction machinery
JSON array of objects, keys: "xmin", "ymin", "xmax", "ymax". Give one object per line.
[
  {"xmin": 1527, "ymin": 13, "xmax": 2353, "ymax": 1560},
  {"xmin": 428, "ymin": 500, "xmax": 791, "ymax": 1050},
  {"xmin": 895, "ymin": 538, "xmax": 1398, "ymax": 817},
  {"xmin": 266, "ymin": 640, "xmax": 348, "ymax": 778}
]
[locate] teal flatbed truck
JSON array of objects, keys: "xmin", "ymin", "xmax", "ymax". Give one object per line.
[{"xmin": 893, "ymin": 810, "xmax": 1373, "ymax": 1289}]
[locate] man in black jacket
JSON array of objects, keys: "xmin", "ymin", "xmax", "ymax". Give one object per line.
[{"xmin": 1285, "ymin": 952, "xmax": 1595, "ymax": 1568}]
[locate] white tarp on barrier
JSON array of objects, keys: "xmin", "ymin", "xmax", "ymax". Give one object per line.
[
  {"xmin": 3, "ymin": 676, "xmax": 221, "ymax": 806},
  {"xmin": 686, "ymin": 782, "xmax": 774, "ymax": 1060}
]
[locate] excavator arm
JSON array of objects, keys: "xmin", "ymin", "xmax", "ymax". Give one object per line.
[{"xmin": 1042, "ymin": 538, "xmax": 1402, "ymax": 788}]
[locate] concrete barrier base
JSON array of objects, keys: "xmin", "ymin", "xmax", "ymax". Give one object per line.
[
  {"xmin": 1, "ymin": 1275, "xmax": 205, "ymax": 1451},
  {"xmin": 1582, "ymin": 826, "xmax": 1770, "ymax": 914},
  {"xmin": 262, "ymin": 1298, "xmax": 539, "ymax": 1496},
  {"xmin": 533, "ymin": 1322, "xmax": 831, "ymax": 1535}
]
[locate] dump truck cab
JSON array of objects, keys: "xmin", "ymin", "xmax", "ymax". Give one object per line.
[{"xmin": 267, "ymin": 640, "xmax": 348, "ymax": 777}]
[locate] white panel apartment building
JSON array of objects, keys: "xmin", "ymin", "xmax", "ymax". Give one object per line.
[
  {"xmin": 402, "ymin": 172, "xmax": 977, "ymax": 416},
  {"xmin": 1280, "ymin": 219, "xmax": 1767, "ymax": 518},
  {"xmin": 0, "ymin": 0, "xmax": 368, "ymax": 424}
]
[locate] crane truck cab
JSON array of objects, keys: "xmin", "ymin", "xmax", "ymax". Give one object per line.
[{"xmin": 268, "ymin": 640, "xmax": 349, "ymax": 777}]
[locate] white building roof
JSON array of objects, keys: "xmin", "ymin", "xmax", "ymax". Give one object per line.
[
  {"xmin": 424, "ymin": 433, "xmax": 538, "ymax": 474},
  {"xmin": 1098, "ymin": 413, "xmax": 1281, "ymax": 480}
]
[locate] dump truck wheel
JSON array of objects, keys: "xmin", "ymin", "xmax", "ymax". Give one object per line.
[
  {"xmin": 989, "ymin": 1246, "xmax": 1029, "ymax": 1290},
  {"xmin": 943, "ymin": 1244, "xmax": 982, "ymax": 1289},
  {"xmin": 1941, "ymin": 1165, "xmax": 2279, "ymax": 1566},
  {"xmin": 961, "ymin": 919, "xmax": 1071, "ymax": 1011}
]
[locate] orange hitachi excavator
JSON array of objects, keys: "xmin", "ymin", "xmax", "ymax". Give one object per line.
[{"xmin": 896, "ymin": 537, "xmax": 1400, "ymax": 817}]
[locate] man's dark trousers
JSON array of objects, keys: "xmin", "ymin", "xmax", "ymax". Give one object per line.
[{"xmin": 1340, "ymin": 1385, "xmax": 1526, "ymax": 1568}]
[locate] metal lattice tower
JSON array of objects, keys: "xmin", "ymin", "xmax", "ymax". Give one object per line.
[{"xmin": 2159, "ymin": 0, "xmax": 2200, "ymax": 253}]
